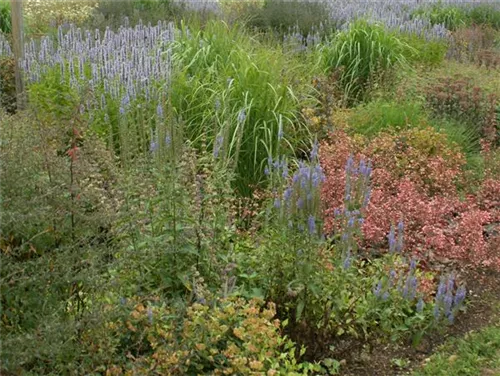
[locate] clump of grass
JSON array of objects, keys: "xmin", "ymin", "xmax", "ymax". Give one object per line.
[
  {"xmin": 402, "ymin": 33, "xmax": 448, "ymax": 67},
  {"xmin": 170, "ymin": 21, "xmax": 316, "ymax": 194},
  {"xmin": 347, "ymin": 99, "xmax": 427, "ymax": 138},
  {"xmin": 321, "ymin": 20, "xmax": 412, "ymax": 105}
]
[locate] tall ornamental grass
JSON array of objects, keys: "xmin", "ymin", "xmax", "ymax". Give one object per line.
[
  {"xmin": 321, "ymin": 20, "xmax": 412, "ymax": 105},
  {"xmin": 18, "ymin": 20, "xmax": 317, "ymax": 195},
  {"xmin": 169, "ymin": 21, "xmax": 316, "ymax": 194}
]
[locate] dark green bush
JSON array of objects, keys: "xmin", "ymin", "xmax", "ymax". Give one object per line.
[
  {"xmin": 84, "ymin": 0, "xmax": 179, "ymax": 29},
  {"xmin": 245, "ymin": 0, "xmax": 332, "ymax": 35},
  {"xmin": 0, "ymin": 0, "xmax": 10, "ymax": 34},
  {"xmin": 468, "ymin": 4, "xmax": 500, "ymax": 30},
  {"xmin": 0, "ymin": 110, "xmax": 120, "ymax": 256},
  {"xmin": 0, "ymin": 56, "xmax": 15, "ymax": 113}
]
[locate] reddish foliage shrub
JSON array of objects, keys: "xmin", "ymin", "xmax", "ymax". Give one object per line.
[
  {"xmin": 447, "ymin": 25, "xmax": 498, "ymax": 64},
  {"xmin": 366, "ymin": 127, "xmax": 465, "ymax": 196},
  {"xmin": 320, "ymin": 128, "xmax": 500, "ymax": 269},
  {"xmin": 425, "ymin": 75, "xmax": 498, "ymax": 144}
]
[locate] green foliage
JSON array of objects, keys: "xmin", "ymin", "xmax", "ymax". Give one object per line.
[
  {"xmin": 425, "ymin": 75, "xmax": 499, "ymax": 145},
  {"xmin": 347, "ymin": 99, "xmax": 428, "ymax": 138},
  {"xmin": 0, "ymin": 0, "xmax": 10, "ymax": 34},
  {"xmin": 412, "ymin": 3, "xmax": 500, "ymax": 32},
  {"xmin": 96, "ymin": 297, "xmax": 319, "ymax": 375},
  {"xmin": 109, "ymin": 143, "xmax": 237, "ymax": 300},
  {"xmin": 431, "ymin": 117, "xmax": 482, "ymax": 160},
  {"xmin": 402, "ymin": 33, "xmax": 448, "ymax": 67},
  {"xmin": 321, "ymin": 20, "xmax": 412, "ymax": 105},
  {"xmin": 169, "ymin": 21, "xmax": 314, "ymax": 194},
  {"xmin": 0, "ymin": 56, "xmax": 15, "ymax": 113},
  {"xmin": 245, "ymin": 0, "xmax": 333, "ymax": 35},
  {"xmin": 0, "ymin": 110, "xmax": 119, "ymax": 256},
  {"xmin": 468, "ymin": 4, "xmax": 500, "ymax": 30},
  {"xmin": 414, "ymin": 323, "xmax": 500, "ymax": 375},
  {"xmin": 85, "ymin": 0, "xmax": 180, "ymax": 30},
  {"xmin": 412, "ymin": 4, "xmax": 468, "ymax": 31}
]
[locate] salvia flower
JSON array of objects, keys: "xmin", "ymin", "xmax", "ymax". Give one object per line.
[
  {"xmin": 388, "ymin": 225, "xmax": 396, "ymax": 253},
  {"xmin": 307, "ymin": 215, "xmax": 316, "ymax": 235},
  {"xmin": 150, "ymin": 141, "xmax": 158, "ymax": 153},
  {"xmin": 213, "ymin": 135, "xmax": 224, "ymax": 158},
  {"xmin": 416, "ymin": 298, "xmax": 424, "ymax": 313},
  {"xmin": 310, "ymin": 139, "xmax": 319, "ymax": 160},
  {"xmin": 343, "ymin": 250, "xmax": 352, "ymax": 269},
  {"xmin": 156, "ymin": 104, "xmax": 164, "ymax": 119},
  {"xmin": 454, "ymin": 286, "xmax": 466, "ymax": 307},
  {"xmin": 274, "ymin": 197, "xmax": 281, "ymax": 209},
  {"xmin": 396, "ymin": 220, "xmax": 405, "ymax": 253}
]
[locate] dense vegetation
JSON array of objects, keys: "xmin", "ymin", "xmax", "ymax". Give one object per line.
[{"xmin": 1, "ymin": 0, "xmax": 499, "ymax": 374}]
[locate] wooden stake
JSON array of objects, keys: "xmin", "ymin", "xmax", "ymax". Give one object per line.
[{"xmin": 11, "ymin": 0, "xmax": 25, "ymax": 110}]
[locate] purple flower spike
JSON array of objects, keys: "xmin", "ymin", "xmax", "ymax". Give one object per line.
[
  {"xmin": 388, "ymin": 225, "xmax": 396, "ymax": 253},
  {"xmin": 307, "ymin": 215, "xmax": 316, "ymax": 235},
  {"xmin": 213, "ymin": 135, "xmax": 223, "ymax": 158},
  {"xmin": 310, "ymin": 140, "xmax": 319, "ymax": 160},
  {"xmin": 274, "ymin": 198, "xmax": 281, "ymax": 209},
  {"xmin": 156, "ymin": 104, "xmax": 164, "ymax": 119},
  {"xmin": 343, "ymin": 252, "xmax": 351, "ymax": 269},
  {"xmin": 416, "ymin": 298, "xmax": 424, "ymax": 313},
  {"xmin": 150, "ymin": 141, "xmax": 158, "ymax": 152}
]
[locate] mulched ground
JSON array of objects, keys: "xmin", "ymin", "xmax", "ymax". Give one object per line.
[{"xmin": 335, "ymin": 267, "xmax": 500, "ymax": 376}]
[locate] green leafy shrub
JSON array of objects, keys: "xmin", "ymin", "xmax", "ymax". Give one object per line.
[
  {"xmin": 108, "ymin": 141, "xmax": 237, "ymax": 300},
  {"xmin": 245, "ymin": 0, "xmax": 332, "ymax": 35},
  {"xmin": 0, "ymin": 55, "xmax": 15, "ymax": 113},
  {"xmin": 25, "ymin": 0, "xmax": 98, "ymax": 33},
  {"xmin": 321, "ymin": 20, "xmax": 412, "ymax": 105},
  {"xmin": 0, "ymin": 0, "xmax": 10, "ymax": 34},
  {"xmin": 425, "ymin": 75, "xmax": 499, "ymax": 144},
  {"xmin": 402, "ymin": 33, "xmax": 448, "ymax": 66},
  {"xmin": 468, "ymin": 4, "xmax": 500, "ymax": 30},
  {"xmin": 0, "ymin": 109, "xmax": 120, "ymax": 256},
  {"xmin": 447, "ymin": 25, "xmax": 499, "ymax": 64},
  {"xmin": 85, "ymin": 0, "xmax": 180, "ymax": 30},
  {"xmin": 100, "ymin": 298, "xmax": 318, "ymax": 375}
]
